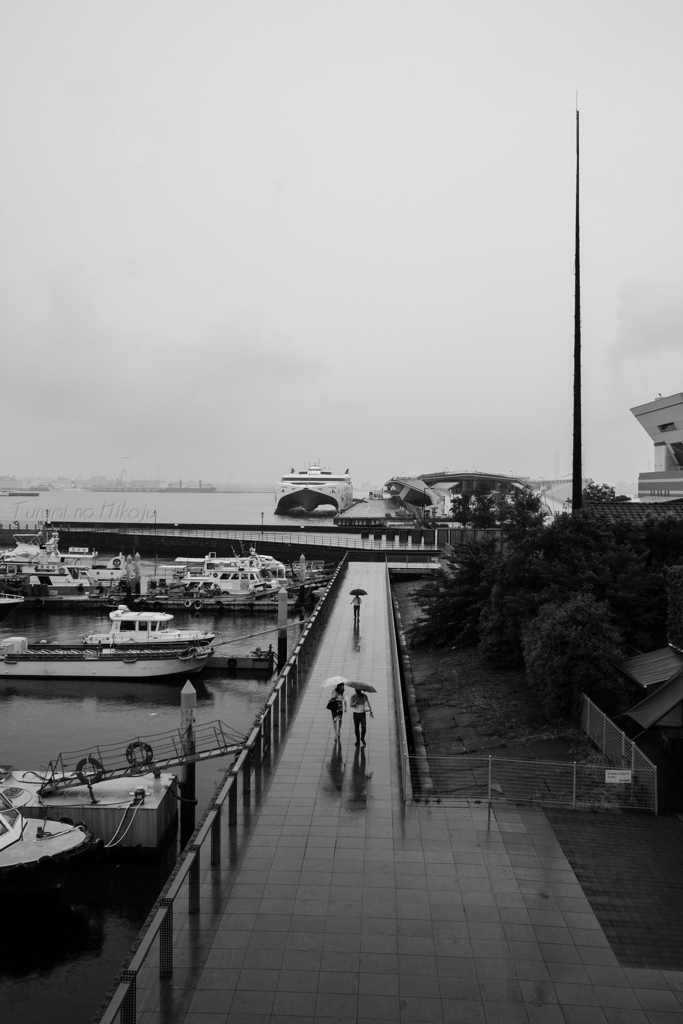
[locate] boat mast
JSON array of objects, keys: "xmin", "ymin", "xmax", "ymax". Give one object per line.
[{"xmin": 571, "ymin": 107, "xmax": 582, "ymax": 512}]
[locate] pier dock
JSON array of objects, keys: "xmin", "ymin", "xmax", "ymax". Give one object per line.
[{"xmin": 103, "ymin": 562, "xmax": 683, "ymax": 1024}]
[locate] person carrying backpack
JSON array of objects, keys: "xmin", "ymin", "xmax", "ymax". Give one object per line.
[{"xmin": 326, "ymin": 683, "xmax": 348, "ymax": 740}]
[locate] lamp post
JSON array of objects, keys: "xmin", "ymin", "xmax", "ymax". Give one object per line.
[{"xmin": 261, "ymin": 512, "xmax": 264, "ymax": 540}]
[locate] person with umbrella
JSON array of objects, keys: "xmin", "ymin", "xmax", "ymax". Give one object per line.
[
  {"xmin": 350, "ymin": 683, "xmax": 375, "ymax": 747},
  {"xmin": 350, "ymin": 588, "xmax": 367, "ymax": 626}
]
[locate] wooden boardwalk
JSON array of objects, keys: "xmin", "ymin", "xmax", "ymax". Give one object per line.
[{"xmin": 131, "ymin": 561, "xmax": 683, "ymax": 1024}]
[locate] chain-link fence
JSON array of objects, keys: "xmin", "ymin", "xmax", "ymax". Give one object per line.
[
  {"xmin": 580, "ymin": 693, "xmax": 657, "ymax": 812},
  {"xmin": 409, "ymin": 751, "xmax": 657, "ymax": 813}
]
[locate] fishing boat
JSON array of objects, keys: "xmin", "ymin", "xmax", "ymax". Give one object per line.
[
  {"xmin": 83, "ymin": 606, "xmax": 215, "ymax": 647},
  {"xmin": 0, "ymin": 637, "xmax": 214, "ymax": 679},
  {"xmin": 275, "ymin": 465, "xmax": 353, "ymax": 514},
  {"xmin": 172, "ymin": 549, "xmax": 288, "ymax": 582},
  {"xmin": 0, "ymin": 788, "xmax": 101, "ymax": 898}
]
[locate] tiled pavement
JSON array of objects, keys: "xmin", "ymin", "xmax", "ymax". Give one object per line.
[{"xmin": 135, "ymin": 562, "xmax": 683, "ymax": 1024}]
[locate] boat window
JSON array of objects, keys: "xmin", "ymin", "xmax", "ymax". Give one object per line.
[
  {"xmin": 159, "ymin": 621, "xmax": 167, "ymax": 630},
  {"xmin": 0, "ymin": 818, "xmax": 8, "ymax": 837},
  {"xmin": 120, "ymin": 621, "xmax": 136, "ymax": 631},
  {"xmin": 137, "ymin": 622, "xmax": 148, "ymax": 631},
  {"xmin": 249, "ymin": 574, "xmax": 256, "ymax": 580},
  {"xmin": 150, "ymin": 622, "xmax": 157, "ymax": 631}
]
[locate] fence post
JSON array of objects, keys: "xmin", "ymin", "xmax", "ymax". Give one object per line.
[
  {"xmin": 120, "ymin": 970, "xmax": 137, "ymax": 1024},
  {"xmin": 487, "ymin": 755, "xmax": 492, "ymax": 831},
  {"xmin": 572, "ymin": 762, "xmax": 577, "ymax": 810},
  {"xmin": 189, "ymin": 845, "xmax": 201, "ymax": 914},
  {"xmin": 243, "ymin": 751, "xmax": 251, "ymax": 798},
  {"xmin": 159, "ymin": 899, "xmax": 173, "ymax": 977},
  {"xmin": 211, "ymin": 805, "xmax": 221, "ymax": 866},
  {"xmin": 228, "ymin": 775, "xmax": 237, "ymax": 826}
]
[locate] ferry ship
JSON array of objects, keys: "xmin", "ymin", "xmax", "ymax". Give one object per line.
[{"xmin": 275, "ymin": 466, "xmax": 353, "ymax": 514}]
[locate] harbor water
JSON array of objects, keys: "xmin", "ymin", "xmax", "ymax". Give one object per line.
[
  {"xmin": 0, "ymin": 489, "xmax": 365, "ymax": 529},
  {"xmin": 0, "ymin": 595, "xmax": 302, "ymax": 1024}
]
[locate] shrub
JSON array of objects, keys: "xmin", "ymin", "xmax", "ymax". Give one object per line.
[{"xmin": 521, "ymin": 593, "xmax": 626, "ymax": 720}]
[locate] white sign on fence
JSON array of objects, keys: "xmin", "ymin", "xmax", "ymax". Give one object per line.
[{"xmin": 605, "ymin": 769, "xmax": 632, "ymax": 784}]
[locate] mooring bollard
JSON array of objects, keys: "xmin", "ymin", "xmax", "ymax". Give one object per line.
[
  {"xmin": 120, "ymin": 970, "xmax": 137, "ymax": 1024},
  {"xmin": 189, "ymin": 844, "xmax": 201, "ymax": 914},
  {"xmin": 159, "ymin": 899, "xmax": 174, "ymax": 977}
]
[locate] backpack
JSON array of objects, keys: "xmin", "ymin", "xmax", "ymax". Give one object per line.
[{"xmin": 326, "ymin": 696, "xmax": 340, "ymax": 711}]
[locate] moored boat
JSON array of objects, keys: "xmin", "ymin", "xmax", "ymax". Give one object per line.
[
  {"xmin": 0, "ymin": 526, "xmax": 125, "ymax": 591},
  {"xmin": 0, "ymin": 637, "xmax": 214, "ymax": 679},
  {"xmin": 82, "ymin": 606, "xmax": 215, "ymax": 646},
  {"xmin": 0, "ymin": 789, "xmax": 101, "ymax": 899},
  {"xmin": 0, "ymin": 594, "xmax": 24, "ymax": 622}
]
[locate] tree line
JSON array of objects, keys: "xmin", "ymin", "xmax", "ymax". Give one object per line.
[{"xmin": 409, "ymin": 485, "xmax": 683, "ymax": 720}]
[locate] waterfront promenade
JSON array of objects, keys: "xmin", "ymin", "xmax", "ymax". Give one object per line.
[{"xmin": 131, "ymin": 562, "xmax": 683, "ymax": 1024}]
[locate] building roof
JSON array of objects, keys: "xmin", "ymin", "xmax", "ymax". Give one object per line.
[
  {"xmin": 617, "ymin": 647, "xmax": 683, "ymax": 689},
  {"xmin": 625, "ymin": 666, "xmax": 683, "ymax": 729},
  {"xmin": 583, "ymin": 500, "xmax": 683, "ymax": 525}
]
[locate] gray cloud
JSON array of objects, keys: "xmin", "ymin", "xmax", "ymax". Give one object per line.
[{"xmin": 614, "ymin": 279, "xmax": 683, "ymax": 361}]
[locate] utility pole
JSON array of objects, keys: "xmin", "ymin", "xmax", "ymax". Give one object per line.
[{"xmin": 572, "ymin": 107, "xmax": 582, "ymax": 512}]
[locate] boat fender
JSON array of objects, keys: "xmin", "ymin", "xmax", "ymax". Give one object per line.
[
  {"xmin": 75, "ymin": 756, "xmax": 104, "ymax": 786},
  {"xmin": 214, "ymin": 600, "xmax": 223, "ymax": 609},
  {"xmin": 183, "ymin": 599, "xmax": 193, "ymax": 608},
  {"xmin": 126, "ymin": 740, "xmax": 154, "ymax": 768},
  {"xmin": 59, "ymin": 816, "xmax": 74, "ymax": 825},
  {"xmin": 193, "ymin": 600, "xmax": 203, "ymax": 610},
  {"xmin": 227, "ymin": 657, "xmax": 238, "ymax": 669},
  {"xmin": 112, "ymin": 558, "xmax": 122, "ymax": 568},
  {"xmin": 58, "ymin": 567, "xmax": 66, "ymax": 575}
]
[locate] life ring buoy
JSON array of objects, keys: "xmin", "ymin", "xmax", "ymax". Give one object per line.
[
  {"xmin": 213, "ymin": 572, "xmax": 219, "ymax": 578},
  {"xmin": 75, "ymin": 756, "xmax": 104, "ymax": 786},
  {"xmin": 193, "ymin": 600, "xmax": 203, "ymax": 610},
  {"xmin": 126, "ymin": 740, "xmax": 154, "ymax": 769},
  {"xmin": 58, "ymin": 567, "xmax": 66, "ymax": 576},
  {"xmin": 214, "ymin": 600, "xmax": 223, "ymax": 609},
  {"xmin": 112, "ymin": 558, "xmax": 122, "ymax": 568},
  {"xmin": 227, "ymin": 657, "xmax": 238, "ymax": 669},
  {"xmin": 183, "ymin": 600, "xmax": 193, "ymax": 608},
  {"xmin": 34, "ymin": 598, "xmax": 44, "ymax": 608}
]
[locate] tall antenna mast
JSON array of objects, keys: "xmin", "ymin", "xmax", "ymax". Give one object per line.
[{"xmin": 572, "ymin": 106, "xmax": 582, "ymax": 511}]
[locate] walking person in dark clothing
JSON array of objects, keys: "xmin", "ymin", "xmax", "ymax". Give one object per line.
[
  {"xmin": 351, "ymin": 593, "xmax": 362, "ymax": 626},
  {"xmin": 327, "ymin": 682, "xmax": 348, "ymax": 740},
  {"xmin": 350, "ymin": 687, "xmax": 373, "ymax": 746}
]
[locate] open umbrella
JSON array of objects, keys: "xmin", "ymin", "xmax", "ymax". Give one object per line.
[
  {"xmin": 346, "ymin": 681, "xmax": 377, "ymax": 692},
  {"xmin": 320, "ymin": 675, "xmax": 349, "ymax": 688},
  {"xmin": 349, "ymin": 588, "xmax": 367, "ymax": 596}
]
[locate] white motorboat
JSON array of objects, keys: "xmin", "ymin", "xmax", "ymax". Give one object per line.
[
  {"xmin": 0, "ymin": 594, "xmax": 24, "ymax": 623},
  {"xmin": 0, "ymin": 788, "xmax": 101, "ymax": 898},
  {"xmin": 0, "ymin": 637, "xmax": 214, "ymax": 679},
  {"xmin": 173, "ymin": 563, "xmax": 282, "ymax": 598},
  {"xmin": 83, "ymin": 606, "xmax": 215, "ymax": 646},
  {"xmin": 275, "ymin": 465, "xmax": 353, "ymax": 514},
  {"xmin": 172, "ymin": 549, "xmax": 288, "ymax": 583},
  {"xmin": 0, "ymin": 526, "xmax": 126, "ymax": 591}
]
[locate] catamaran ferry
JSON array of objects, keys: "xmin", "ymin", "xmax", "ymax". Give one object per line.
[{"xmin": 275, "ymin": 466, "xmax": 353, "ymax": 514}]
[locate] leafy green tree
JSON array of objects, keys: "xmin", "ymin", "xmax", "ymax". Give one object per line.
[
  {"xmin": 521, "ymin": 593, "xmax": 626, "ymax": 719},
  {"xmin": 583, "ymin": 480, "xmax": 621, "ymax": 502},
  {"xmin": 450, "ymin": 491, "xmax": 499, "ymax": 529},
  {"xmin": 407, "ymin": 539, "xmax": 500, "ymax": 648}
]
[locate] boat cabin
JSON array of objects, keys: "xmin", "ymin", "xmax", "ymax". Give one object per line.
[{"xmin": 109, "ymin": 608, "xmax": 172, "ymax": 635}]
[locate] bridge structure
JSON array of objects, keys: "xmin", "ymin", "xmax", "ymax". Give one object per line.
[{"xmin": 96, "ymin": 559, "xmax": 681, "ymax": 1024}]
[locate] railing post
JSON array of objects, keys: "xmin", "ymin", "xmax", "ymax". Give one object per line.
[
  {"xmin": 120, "ymin": 970, "xmax": 137, "ymax": 1024},
  {"xmin": 211, "ymin": 806, "xmax": 221, "ymax": 865},
  {"xmin": 572, "ymin": 762, "xmax": 577, "ymax": 809},
  {"xmin": 189, "ymin": 845, "xmax": 201, "ymax": 914},
  {"xmin": 243, "ymin": 752, "xmax": 251, "ymax": 797},
  {"xmin": 159, "ymin": 899, "xmax": 173, "ymax": 977},
  {"xmin": 228, "ymin": 774, "xmax": 237, "ymax": 825},
  {"xmin": 273, "ymin": 688, "xmax": 280, "ymax": 738}
]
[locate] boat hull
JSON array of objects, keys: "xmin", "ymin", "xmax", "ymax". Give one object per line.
[
  {"xmin": 0, "ymin": 818, "xmax": 101, "ymax": 899},
  {"xmin": 0, "ymin": 651, "xmax": 212, "ymax": 679},
  {"xmin": 275, "ymin": 486, "xmax": 352, "ymax": 514}
]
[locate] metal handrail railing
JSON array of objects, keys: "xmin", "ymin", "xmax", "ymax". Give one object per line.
[
  {"xmin": 97, "ymin": 554, "xmax": 349, "ymax": 1024},
  {"xmin": 385, "ymin": 562, "xmax": 411, "ymax": 801}
]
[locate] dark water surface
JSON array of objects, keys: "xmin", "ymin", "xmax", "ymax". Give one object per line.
[{"xmin": 0, "ymin": 603, "xmax": 295, "ymax": 1024}]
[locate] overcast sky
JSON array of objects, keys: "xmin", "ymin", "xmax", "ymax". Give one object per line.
[{"xmin": 1, "ymin": 1, "xmax": 681, "ymax": 487}]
